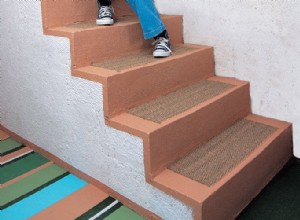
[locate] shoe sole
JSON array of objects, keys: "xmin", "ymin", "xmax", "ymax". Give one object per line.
[
  {"xmin": 96, "ymin": 18, "xmax": 114, "ymax": 26},
  {"xmin": 153, "ymin": 51, "xmax": 172, "ymax": 58}
]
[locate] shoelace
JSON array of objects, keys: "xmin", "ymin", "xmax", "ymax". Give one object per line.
[
  {"xmin": 152, "ymin": 37, "xmax": 172, "ymax": 54},
  {"xmin": 99, "ymin": 6, "xmax": 114, "ymax": 18}
]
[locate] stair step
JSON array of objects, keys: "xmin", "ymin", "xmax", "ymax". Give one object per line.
[
  {"xmin": 65, "ymin": 16, "xmax": 139, "ymax": 30},
  {"xmin": 153, "ymin": 114, "xmax": 292, "ymax": 219},
  {"xmin": 42, "ymin": 0, "xmax": 133, "ymax": 29},
  {"xmin": 48, "ymin": 16, "xmax": 140, "ymax": 35},
  {"xmin": 74, "ymin": 44, "xmax": 214, "ymax": 117},
  {"xmin": 109, "ymin": 76, "xmax": 251, "ymax": 177},
  {"xmin": 110, "ymin": 77, "xmax": 248, "ymax": 134},
  {"xmin": 46, "ymin": 15, "xmax": 183, "ymax": 68},
  {"xmin": 74, "ymin": 44, "xmax": 210, "ymax": 83},
  {"xmin": 129, "ymin": 79, "xmax": 233, "ymax": 124},
  {"xmin": 169, "ymin": 119, "xmax": 277, "ymax": 186},
  {"xmin": 92, "ymin": 45, "xmax": 196, "ymax": 72}
]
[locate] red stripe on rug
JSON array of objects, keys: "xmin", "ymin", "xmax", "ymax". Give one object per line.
[
  {"xmin": 0, "ymin": 130, "xmax": 10, "ymax": 141},
  {"xmin": 29, "ymin": 184, "xmax": 109, "ymax": 220},
  {"xmin": 0, "ymin": 146, "xmax": 33, "ymax": 164},
  {"xmin": 2, "ymin": 162, "xmax": 54, "ymax": 188}
]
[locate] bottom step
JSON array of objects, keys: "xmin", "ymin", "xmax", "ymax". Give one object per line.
[
  {"xmin": 153, "ymin": 114, "xmax": 292, "ymax": 220},
  {"xmin": 169, "ymin": 119, "xmax": 277, "ymax": 186}
]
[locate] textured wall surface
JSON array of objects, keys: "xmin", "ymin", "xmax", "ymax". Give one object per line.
[
  {"xmin": 156, "ymin": 0, "xmax": 300, "ymax": 157},
  {"xmin": 0, "ymin": 1, "xmax": 193, "ymax": 219}
]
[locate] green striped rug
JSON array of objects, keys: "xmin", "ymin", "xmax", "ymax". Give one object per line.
[{"xmin": 0, "ymin": 134, "xmax": 145, "ymax": 220}]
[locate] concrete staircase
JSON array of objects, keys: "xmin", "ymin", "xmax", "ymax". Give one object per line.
[{"xmin": 41, "ymin": 0, "xmax": 292, "ymax": 219}]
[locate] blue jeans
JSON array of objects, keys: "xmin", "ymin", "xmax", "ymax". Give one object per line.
[{"xmin": 124, "ymin": 0, "xmax": 166, "ymax": 39}]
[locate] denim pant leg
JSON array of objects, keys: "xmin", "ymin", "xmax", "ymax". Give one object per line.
[{"xmin": 124, "ymin": 0, "xmax": 166, "ymax": 39}]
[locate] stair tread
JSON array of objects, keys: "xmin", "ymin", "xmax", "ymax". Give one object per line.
[
  {"xmin": 74, "ymin": 44, "xmax": 209, "ymax": 84},
  {"xmin": 128, "ymin": 79, "xmax": 234, "ymax": 123},
  {"xmin": 109, "ymin": 77, "xmax": 248, "ymax": 137},
  {"xmin": 48, "ymin": 15, "xmax": 178, "ymax": 34},
  {"xmin": 169, "ymin": 118, "xmax": 277, "ymax": 186},
  {"xmin": 153, "ymin": 114, "xmax": 291, "ymax": 206},
  {"xmin": 92, "ymin": 45, "xmax": 197, "ymax": 72},
  {"xmin": 66, "ymin": 15, "xmax": 138, "ymax": 30}
]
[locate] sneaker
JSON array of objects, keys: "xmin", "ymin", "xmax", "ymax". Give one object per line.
[
  {"xmin": 96, "ymin": 6, "xmax": 114, "ymax": 25},
  {"xmin": 152, "ymin": 37, "xmax": 172, "ymax": 58}
]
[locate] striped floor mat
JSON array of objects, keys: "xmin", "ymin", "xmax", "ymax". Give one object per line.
[{"xmin": 0, "ymin": 130, "xmax": 145, "ymax": 220}]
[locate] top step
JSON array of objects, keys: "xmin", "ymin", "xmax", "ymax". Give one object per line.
[
  {"xmin": 45, "ymin": 15, "xmax": 183, "ymax": 69},
  {"xmin": 41, "ymin": 0, "xmax": 134, "ymax": 29}
]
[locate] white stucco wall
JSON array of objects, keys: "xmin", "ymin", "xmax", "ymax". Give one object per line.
[
  {"xmin": 156, "ymin": 0, "xmax": 300, "ymax": 157},
  {"xmin": 0, "ymin": 1, "xmax": 193, "ymax": 219}
]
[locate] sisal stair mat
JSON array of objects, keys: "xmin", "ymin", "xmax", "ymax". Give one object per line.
[
  {"xmin": 169, "ymin": 119, "xmax": 277, "ymax": 186},
  {"xmin": 129, "ymin": 80, "xmax": 233, "ymax": 123},
  {"xmin": 92, "ymin": 46, "xmax": 196, "ymax": 72},
  {"xmin": 65, "ymin": 16, "xmax": 138, "ymax": 29}
]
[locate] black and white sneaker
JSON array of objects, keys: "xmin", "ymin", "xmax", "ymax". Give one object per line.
[
  {"xmin": 152, "ymin": 37, "xmax": 172, "ymax": 58},
  {"xmin": 96, "ymin": 6, "xmax": 114, "ymax": 25}
]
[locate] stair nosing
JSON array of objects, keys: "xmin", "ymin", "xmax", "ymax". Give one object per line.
[
  {"xmin": 131, "ymin": 77, "xmax": 247, "ymax": 126},
  {"xmin": 153, "ymin": 168, "xmax": 211, "ymax": 206}
]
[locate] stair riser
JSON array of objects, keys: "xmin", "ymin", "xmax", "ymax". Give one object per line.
[
  {"xmin": 105, "ymin": 47, "xmax": 214, "ymax": 117},
  {"xmin": 42, "ymin": 0, "xmax": 133, "ymax": 30},
  {"xmin": 70, "ymin": 16, "xmax": 183, "ymax": 69},
  {"xmin": 146, "ymin": 83, "xmax": 251, "ymax": 177},
  {"xmin": 201, "ymin": 125, "xmax": 292, "ymax": 220}
]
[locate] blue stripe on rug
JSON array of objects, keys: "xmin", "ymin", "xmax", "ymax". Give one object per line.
[{"xmin": 0, "ymin": 174, "xmax": 87, "ymax": 220}]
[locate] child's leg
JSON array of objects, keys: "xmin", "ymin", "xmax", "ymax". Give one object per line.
[
  {"xmin": 124, "ymin": 0, "xmax": 166, "ymax": 40},
  {"xmin": 98, "ymin": 0, "xmax": 111, "ymax": 6},
  {"xmin": 125, "ymin": 0, "xmax": 172, "ymax": 57}
]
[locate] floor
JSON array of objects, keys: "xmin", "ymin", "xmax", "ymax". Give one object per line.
[
  {"xmin": 1, "ymin": 130, "xmax": 300, "ymax": 220},
  {"xmin": 0, "ymin": 133, "xmax": 145, "ymax": 220},
  {"xmin": 238, "ymin": 157, "xmax": 300, "ymax": 220}
]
